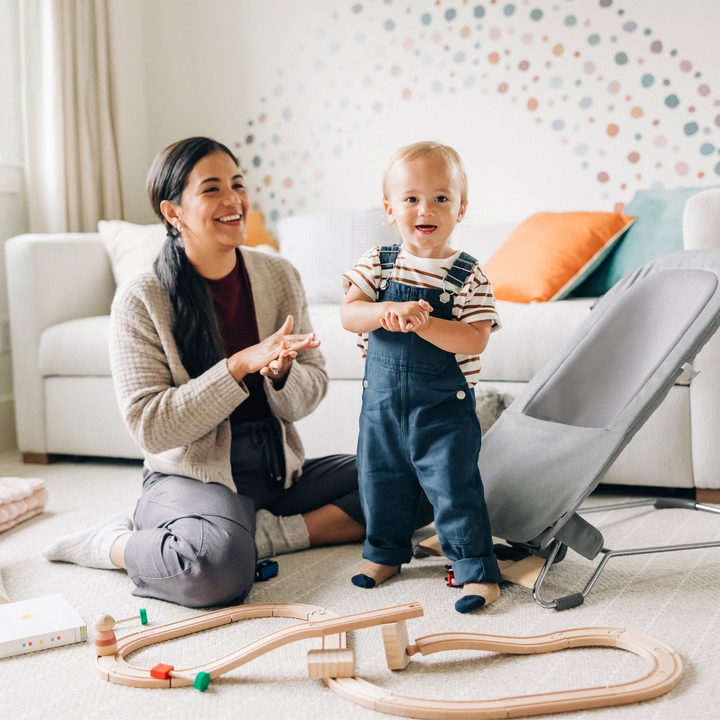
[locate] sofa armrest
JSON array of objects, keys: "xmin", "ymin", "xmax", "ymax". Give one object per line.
[{"xmin": 5, "ymin": 233, "xmax": 115, "ymax": 453}]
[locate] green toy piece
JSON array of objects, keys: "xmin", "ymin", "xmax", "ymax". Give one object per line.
[
  {"xmin": 194, "ymin": 672, "xmax": 211, "ymax": 691},
  {"xmin": 139, "ymin": 608, "xmax": 148, "ymax": 625}
]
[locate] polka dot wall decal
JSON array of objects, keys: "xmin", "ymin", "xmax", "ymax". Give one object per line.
[
  {"xmin": 421, "ymin": 12, "xmax": 432, "ymax": 24},
  {"xmin": 623, "ymin": 21, "xmax": 637, "ymax": 32},
  {"xmin": 615, "ymin": 52, "xmax": 628, "ymax": 65},
  {"xmin": 460, "ymin": 26, "xmax": 471, "ymax": 38},
  {"xmin": 489, "ymin": 27, "xmax": 500, "ymax": 39},
  {"xmin": 575, "ymin": 143, "xmax": 588, "ymax": 155},
  {"xmin": 580, "ymin": 96, "xmax": 592, "ymax": 108},
  {"xmin": 521, "ymin": 33, "xmax": 532, "ymax": 43},
  {"xmin": 550, "ymin": 76, "xmax": 562, "ymax": 88},
  {"xmin": 283, "ymin": 178, "xmax": 293, "ymax": 188},
  {"xmin": 609, "ymin": 81, "xmax": 620, "ymax": 93},
  {"xmin": 684, "ymin": 121, "xmax": 699, "ymax": 135},
  {"xmin": 246, "ymin": 134, "xmax": 254, "ymax": 144},
  {"xmin": 715, "ymin": 161, "xmax": 720, "ymax": 176},
  {"xmin": 599, "ymin": 0, "xmax": 612, "ymax": 6},
  {"xmin": 584, "ymin": 62, "xmax": 596, "ymax": 73},
  {"xmin": 650, "ymin": 40, "xmax": 662, "ymax": 52},
  {"xmin": 680, "ymin": 60, "xmax": 692, "ymax": 72},
  {"xmin": 552, "ymin": 119, "xmax": 565, "ymax": 130},
  {"xmin": 445, "ymin": 9, "xmax": 457, "ymax": 21},
  {"xmin": 519, "ymin": 60, "xmax": 530, "ymax": 70},
  {"xmin": 552, "ymin": 44, "xmax": 564, "ymax": 56},
  {"xmin": 665, "ymin": 94, "xmax": 680, "ymax": 108},
  {"xmin": 598, "ymin": 172, "xmax": 609, "ymax": 182},
  {"xmin": 588, "ymin": 33, "xmax": 600, "ymax": 45},
  {"xmin": 628, "ymin": 152, "xmax": 640, "ymax": 162},
  {"xmin": 565, "ymin": 15, "xmax": 577, "ymax": 26},
  {"xmin": 670, "ymin": 49, "xmax": 678, "ymax": 56},
  {"xmin": 716, "ymin": 115, "xmax": 720, "ymax": 127},
  {"xmin": 530, "ymin": 9, "xmax": 543, "ymax": 21},
  {"xmin": 488, "ymin": 52, "xmax": 500, "ymax": 63},
  {"xmin": 402, "ymin": 88, "xmax": 412, "ymax": 99},
  {"xmin": 641, "ymin": 74, "xmax": 654, "ymax": 87},
  {"xmin": 263, "ymin": 175, "xmax": 272, "ymax": 185},
  {"xmin": 631, "ymin": 106, "xmax": 643, "ymax": 117},
  {"xmin": 352, "ymin": 4, "xmax": 362, "ymax": 13},
  {"xmin": 504, "ymin": 4, "xmax": 516, "ymax": 16},
  {"xmin": 676, "ymin": 162, "xmax": 689, "ymax": 175},
  {"xmin": 474, "ymin": 6, "xmax": 485, "ymax": 18},
  {"xmin": 385, "ymin": 20, "xmax": 395, "ymax": 30},
  {"xmin": 700, "ymin": 143, "xmax": 715, "ymax": 155},
  {"xmin": 253, "ymin": 156, "xmax": 261, "ymax": 167},
  {"xmin": 527, "ymin": 98, "xmax": 538, "ymax": 110},
  {"xmin": 607, "ymin": 123, "xmax": 619, "ymax": 136},
  {"xmin": 699, "ymin": 85, "xmax": 710, "ymax": 96},
  {"xmin": 498, "ymin": 82, "xmax": 509, "ymax": 92}
]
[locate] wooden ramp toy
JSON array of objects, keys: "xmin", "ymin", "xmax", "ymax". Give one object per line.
[{"xmin": 94, "ymin": 601, "xmax": 682, "ymax": 719}]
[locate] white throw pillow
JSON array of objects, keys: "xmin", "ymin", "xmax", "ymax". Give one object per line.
[{"xmin": 98, "ymin": 220, "xmax": 167, "ymax": 286}]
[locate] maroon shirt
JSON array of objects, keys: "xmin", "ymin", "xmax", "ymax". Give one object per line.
[{"xmin": 205, "ymin": 251, "xmax": 272, "ymax": 423}]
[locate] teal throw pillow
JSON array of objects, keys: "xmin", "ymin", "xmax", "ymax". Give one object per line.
[{"xmin": 572, "ymin": 187, "xmax": 718, "ymax": 297}]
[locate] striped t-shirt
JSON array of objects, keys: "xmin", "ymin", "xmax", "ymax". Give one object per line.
[{"xmin": 341, "ymin": 244, "xmax": 502, "ymax": 386}]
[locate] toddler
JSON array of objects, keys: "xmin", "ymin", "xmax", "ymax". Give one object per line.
[{"xmin": 340, "ymin": 141, "xmax": 502, "ymax": 613}]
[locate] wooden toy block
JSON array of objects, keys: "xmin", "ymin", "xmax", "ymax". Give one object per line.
[
  {"xmin": 307, "ymin": 648, "xmax": 355, "ymax": 679},
  {"xmin": 381, "ymin": 620, "xmax": 412, "ymax": 670}
]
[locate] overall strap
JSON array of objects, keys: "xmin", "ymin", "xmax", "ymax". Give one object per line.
[
  {"xmin": 439, "ymin": 251, "xmax": 477, "ymax": 304},
  {"xmin": 378, "ymin": 244, "xmax": 401, "ymax": 290}
]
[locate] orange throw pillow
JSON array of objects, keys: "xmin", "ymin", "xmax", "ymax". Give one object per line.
[
  {"xmin": 484, "ymin": 212, "xmax": 635, "ymax": 303},
  {"xmin": 245, "ymin": 210, "xmax": 279, "ymax": 250}
]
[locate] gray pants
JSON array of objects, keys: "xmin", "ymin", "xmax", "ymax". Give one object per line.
[{"xmin": 124, "ymin": 419, "xmax": 432, "ymax": 608}]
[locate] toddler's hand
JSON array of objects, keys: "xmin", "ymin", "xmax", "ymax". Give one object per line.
[{"xmin": 380, "ymin": 299, "xmax": 433, "ymax": 333}]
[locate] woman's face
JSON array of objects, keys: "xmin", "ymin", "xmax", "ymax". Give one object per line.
[{"xmin": 165, "ymin": 150, "xmax": 250, "ymax": 254}]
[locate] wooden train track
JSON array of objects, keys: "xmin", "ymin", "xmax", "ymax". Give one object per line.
[{"xmin": 95, "ymin": 602, "xmax": 682, "ymax": 718}]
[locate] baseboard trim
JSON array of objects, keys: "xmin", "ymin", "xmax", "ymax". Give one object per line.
[{"xmin": 696, "ymin": 488, "xmax": 720, "ymax": 505}]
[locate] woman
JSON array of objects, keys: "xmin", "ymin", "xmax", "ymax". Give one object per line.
[{"xmin": 43, "ymin": 137, "xmax": 393, "ymax": 608}]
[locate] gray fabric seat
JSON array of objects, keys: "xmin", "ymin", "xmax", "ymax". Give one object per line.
[{"xmin": 480, "ymin": 250, "xmax": 720, "ymax": 605}]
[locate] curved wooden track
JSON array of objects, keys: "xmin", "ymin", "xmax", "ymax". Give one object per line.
[
  {"xmin": 95, "ymin": 602, "xmax": 682, "ymax": 719},
  {"xmin": 328, "ymin": 627, "xmax": 683, "ymax": 719}
]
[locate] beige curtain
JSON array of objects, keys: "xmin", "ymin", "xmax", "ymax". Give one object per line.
[{"xmin": 21, "ymin": 0, "xmax": 123, "ymax": 233}]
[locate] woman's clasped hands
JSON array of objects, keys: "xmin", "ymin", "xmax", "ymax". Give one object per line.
[
  {"xmin": 228, "ymin": 315, "xmax": 320, "ymax": 384},
  {"xmin": 379, "ymin": 299, "xmax": 433, "ymax": 333}
]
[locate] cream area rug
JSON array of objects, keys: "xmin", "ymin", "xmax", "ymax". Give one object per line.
[{"xmin": 1, "ymin": 450, "xmax": 720, "ymax": 720}]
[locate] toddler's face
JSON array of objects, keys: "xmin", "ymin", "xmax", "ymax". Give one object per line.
[{"xmin": 384, "ymin": 154, "xmax": 466, "ymax": 259}]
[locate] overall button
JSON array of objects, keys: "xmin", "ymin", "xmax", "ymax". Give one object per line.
[
  {"xmin": 456, "ymin": 390, "xmax": 466, "ymax": 400},
  {"xmin": 363, "ymin": 380, "xmax": 368, "ymax": 388}
]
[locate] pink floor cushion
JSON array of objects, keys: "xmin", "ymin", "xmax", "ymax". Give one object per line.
[{"xmin": 0, "ymin": 477, "xmax": 48, "ymax": 533}]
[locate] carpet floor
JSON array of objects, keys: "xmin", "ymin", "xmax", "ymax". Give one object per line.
[{"xmin": 1, "ymin": 451, "xmax": 719, "ymax": 720}]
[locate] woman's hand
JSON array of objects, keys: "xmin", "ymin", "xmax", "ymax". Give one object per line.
[
  {"xmin": 227, "ymin": 315, "xmax": 320, "ymax": 383},
  {"xmin": 380, "ymin": 299, "xmax": 433, "ymax": 333}
]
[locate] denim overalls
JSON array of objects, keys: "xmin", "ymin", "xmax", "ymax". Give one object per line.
[{"xmin": 357, "ymin": 244, "xmax": 501, "ymax": 586}]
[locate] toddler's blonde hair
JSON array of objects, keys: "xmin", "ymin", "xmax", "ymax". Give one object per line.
[{"xmin": 382, "ymin": 141, "xmax": 468, "ymax": 204}]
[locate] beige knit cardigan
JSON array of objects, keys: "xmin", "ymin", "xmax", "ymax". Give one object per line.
[{"xmin": 109, "ymin": 247, "xmax": 328, "ymax": 492}]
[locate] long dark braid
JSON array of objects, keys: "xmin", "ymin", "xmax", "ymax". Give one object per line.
[{"xmin": 146, "ymin": 137, "xmax": 236, "ymax": 378}]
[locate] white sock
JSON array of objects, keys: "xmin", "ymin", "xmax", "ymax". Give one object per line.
[
  {"xmin": 254, "ymin": 509, "xmax": 310, "ymax": 560},
  {"xmin": 43, "ymin": 514, "xmax": 133, "ymax": 570}
]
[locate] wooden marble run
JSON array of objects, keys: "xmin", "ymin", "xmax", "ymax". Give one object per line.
[{"xmin": 95, "ymin": 601, "xmax": 682, "ymax": 719}]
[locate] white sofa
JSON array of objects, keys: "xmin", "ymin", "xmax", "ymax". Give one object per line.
[{"xmin": 6, "ymin": 189, "xmax": 720, "ymax": 501}]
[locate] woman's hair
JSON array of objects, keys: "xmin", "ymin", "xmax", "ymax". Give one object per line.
[
  {"xmin": 147, "ymin": 136, "xmax": 237, "ymax": 378},
  {"xmin": 382, "ymin": 141, "xmax": 469, "ymax": 204}
]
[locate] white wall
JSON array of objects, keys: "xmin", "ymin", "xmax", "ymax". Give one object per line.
[{"xmin": 106, "ymin": 0, "xmax": 720, "ymax": 233}]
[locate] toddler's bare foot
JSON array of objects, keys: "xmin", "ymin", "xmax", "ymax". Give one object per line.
[
  {"xmin": 454, "ymin": 582, "xmax": 500, "ymax": 613},
  {"xmin": 351, "ymin": 561, "xmax": 400, "ymax": 588}
]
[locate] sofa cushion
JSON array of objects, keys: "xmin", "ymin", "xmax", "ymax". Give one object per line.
[
  {"xmin": 484, "ymin": 212, "xmax": 635, "ymax": 302},
  {"xmin": 277, "ymin": 207, "xmax": 515, "ymax": 305},
  {"xmin": 39, "ymin": 316, "xmax": 111, "ymax": 376},
  {"xmin": 573, "ymin": 187, "xmax": 717, "ymax": 296}
]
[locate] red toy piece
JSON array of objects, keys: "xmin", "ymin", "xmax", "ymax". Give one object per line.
[
  {"xmin": 444, "ymin": 564, "xmax": 463, "ymax": 588},
  {"xmin": 150, "ymin": 663, "xmax": 174, "ymax": 680}
]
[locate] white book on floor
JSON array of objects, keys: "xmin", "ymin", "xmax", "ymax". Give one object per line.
[{"xmin": 0, "ymin": 594, "xmax": 87, "ymax": 659}]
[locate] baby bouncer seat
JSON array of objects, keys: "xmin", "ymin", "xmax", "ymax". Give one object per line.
[{"xmin": 480, "ymin": 249, "xmax": 720, "ymax": 610}]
